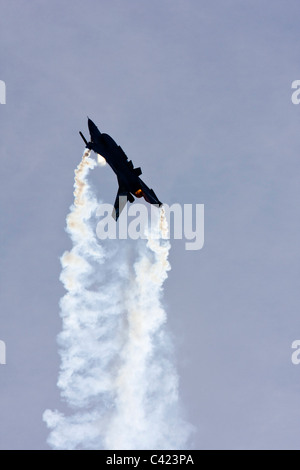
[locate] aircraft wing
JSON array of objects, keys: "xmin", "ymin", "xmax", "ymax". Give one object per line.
[
  {"xmin": 112, "ymin": 188, "xmax": 129, "ymax": 221},
  {"xmin": 139, "ymin": 180, "xmax": 162, "ymax": 207}
]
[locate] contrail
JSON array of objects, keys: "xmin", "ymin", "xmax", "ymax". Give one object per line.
[{"xmin": 43, "ymin": 151, "xmax": 193, "ymax": 450}]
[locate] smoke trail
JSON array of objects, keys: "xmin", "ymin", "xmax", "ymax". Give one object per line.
[{"xmin": 43, "ymin": 151, "xmax": 192, "ymax": 450}]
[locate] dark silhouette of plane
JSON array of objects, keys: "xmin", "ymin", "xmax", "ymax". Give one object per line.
[{"xmin": 79, "ymin": 118, "xmax": 162, "ymax": 220}]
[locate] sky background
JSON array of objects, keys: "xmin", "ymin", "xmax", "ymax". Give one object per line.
[{"xmin": 1, "ymin": 0, "xmax": 300, "ymax": 450}]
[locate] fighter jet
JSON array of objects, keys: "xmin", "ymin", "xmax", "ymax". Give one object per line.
[{"xmin": 79, "ymin": 118, "xmax": 162, "ymax": 220}]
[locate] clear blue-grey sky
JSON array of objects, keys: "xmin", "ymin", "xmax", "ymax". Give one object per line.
[{"xmin": 1, "ymin": 0, "xmax": 300, "ymax": 450}]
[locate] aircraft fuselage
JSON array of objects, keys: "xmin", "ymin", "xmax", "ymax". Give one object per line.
[{"xmin": 80, "ymin": 118, "xmax": 162, "ymax": 219}]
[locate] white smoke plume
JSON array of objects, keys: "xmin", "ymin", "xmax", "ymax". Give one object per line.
[{"xmin": 43, "ymin": 150, "xmax": 193, "ymax": 450}]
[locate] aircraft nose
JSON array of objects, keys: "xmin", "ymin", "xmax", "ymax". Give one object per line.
[{"xmin": 88, "ymin": 118, "xmax": 99, "ymax": 135}]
